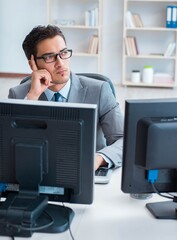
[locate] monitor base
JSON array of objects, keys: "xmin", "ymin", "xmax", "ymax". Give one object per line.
[
  {"xmin": 37, "ymin": 203, "xmax": 74, "ymax": 233},
  {"xmin": 0, "ymin": 203, "xmax": 74, "ymax": 237},
  {"xmin": 146, "ymin": 200, "xmax": 177, "ymax": 219}
]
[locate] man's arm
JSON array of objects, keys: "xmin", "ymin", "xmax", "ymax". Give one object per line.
[{"xmin": 97, "ymin": 82, "xmax": 124, "ymax": 168}]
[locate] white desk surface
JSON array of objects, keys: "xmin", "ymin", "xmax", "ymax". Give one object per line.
[{"xmin": 2, "ymin": 168, "xmax": 177, "ymax": 240}]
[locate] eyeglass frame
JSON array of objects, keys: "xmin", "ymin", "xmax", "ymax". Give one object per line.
[{"xmin": 36, "ymin": 48, "xmax": 72, "ymax": 63}]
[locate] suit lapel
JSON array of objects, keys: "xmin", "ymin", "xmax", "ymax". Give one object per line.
[
  {"xmin": 68, "ymin": 73, "xmax": 87, "ymax": 103},
  {"xmin": 39, "ymin": 93, "xmax": 48, "ymax": 101}
]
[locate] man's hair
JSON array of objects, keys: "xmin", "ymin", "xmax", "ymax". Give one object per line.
[{"xmin": 22, "ymin": 25, "xmax": 66, "ymax": 60}]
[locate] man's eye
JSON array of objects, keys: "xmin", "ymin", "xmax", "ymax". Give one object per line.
[
  {"xmin": 61, "ymin": 51, "xmax": 68, "ymax": 56},
  {"xmin": 44, "ymin": 55, "xmax": 55, "ymax": 61}
]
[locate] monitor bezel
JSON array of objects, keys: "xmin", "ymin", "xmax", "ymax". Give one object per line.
[
  {"xmin": 121, "ymin": 98, "xmax": 177, "ymax": 194},
  {"xmin": 0, "ymin": 98, "xmax": 97, "ymax": 204}
]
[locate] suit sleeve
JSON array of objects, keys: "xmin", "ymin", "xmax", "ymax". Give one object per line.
[
  {"xmin": 8, "ymin": 82, "xmax": 31, "ymax": 99},
  {"xmin": 97, "ymin": 82, "xmax": 124, "ymax": 168}
]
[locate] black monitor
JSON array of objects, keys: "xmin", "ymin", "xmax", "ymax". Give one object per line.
[
  {"xmin": 0, "ymin": 99, "xmax": 97, "ymax": 237},
  {"xmin": 121, "ymin": 98, "xmax": 177, "ymax": 220}
]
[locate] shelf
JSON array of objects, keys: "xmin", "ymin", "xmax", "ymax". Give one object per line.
[
  {"xmin": 122, "ymin": 80, "xmax": 175, "ymax": 88},
  {"xmin": 58, "ymin": 25, "xmax": 100, "ymax": 30},
  {"xmin": 126, "ymin": 27, "xmax": 177, "ymax": 31},
  {"xmin": 73, "ymin": 52, "xmax": 99, "ymax": 57},
  {"xmin": 123, "ymin": 0, "xmax": 177, "ymax": 88},
  {"xmin": 126, "ymin": 0, "xmax": 177, "ymax": 2},
  {"xmin": 125, "ymin": 55, "xmax": 176, "ymax": 60},
  {"xmin": 47, "ymin": 0, "xmax": 102, "ymax": 73}
]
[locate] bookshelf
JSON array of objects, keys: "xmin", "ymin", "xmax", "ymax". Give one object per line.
[
  {"xmin": 122, "ymin": 0, "xmax": 177, "ymax": 88},
  {"xmin": 47, "ymin": 0, "xmax": 102, "ymax": 73}
]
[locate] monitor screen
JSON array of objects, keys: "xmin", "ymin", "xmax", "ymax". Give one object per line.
[
  {"xmin": 121, "ymin": 98, "xmax": 177, "ymax": 220},
  {"xmin": 0, "ymin": 99, "xmax": 97, "ymax": 237}
]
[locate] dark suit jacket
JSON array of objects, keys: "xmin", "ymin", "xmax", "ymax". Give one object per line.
[{"xmin": 8, "ymin": 72, "xmax": 124, "ymax": 168}]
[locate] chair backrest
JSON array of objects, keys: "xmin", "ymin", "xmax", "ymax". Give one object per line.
[
  {"xmin": 20, "ymin": 73, "xmax": 116, "ymax": 97},
  {"xmin": 20, "ymin": 75, "xmax": 31, "ymax": 84}
]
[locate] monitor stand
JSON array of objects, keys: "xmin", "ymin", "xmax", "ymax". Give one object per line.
[
  {"xmin": 36, "ymin": 203, "xmax": 74, "ymax": 233},
  {"xmin": 0, "ymin": 193, "xmax": 74, "ymax": 237},
  {"xmin": 146, "ymin": 200, "xmax": 177, "ymax": 219},
  {"xmin": 0, "ymin": 142, "xmax": 75, "ymax": 237}
]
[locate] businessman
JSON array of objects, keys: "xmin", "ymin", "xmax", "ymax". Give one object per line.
[{"xmin": 8, "ymin": 25, "xmax": 124, "ymax": 170}]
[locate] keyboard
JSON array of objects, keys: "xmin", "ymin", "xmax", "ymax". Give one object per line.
[{"xmin": 95, "ymin": 167, "xmax": 113, "ymax": 184}]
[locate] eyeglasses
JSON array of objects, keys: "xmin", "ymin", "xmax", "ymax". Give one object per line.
[{"xmin": 36, "ymin": 49, "xmax": 72, "ymax": 63}]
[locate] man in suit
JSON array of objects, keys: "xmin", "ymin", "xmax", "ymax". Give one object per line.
[{"xmin": 8, "ymin": 25, "xmax": 124, "ymax": 170}]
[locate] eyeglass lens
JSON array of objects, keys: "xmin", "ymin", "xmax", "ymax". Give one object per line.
[{"xmin": 45, "ymin": 49, "xmax": 72, "ymax": 63}]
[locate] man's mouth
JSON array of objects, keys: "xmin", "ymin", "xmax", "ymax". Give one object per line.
[{"xmin": 55, "ymin": 69, "xmax": 66, "ymax": 75}]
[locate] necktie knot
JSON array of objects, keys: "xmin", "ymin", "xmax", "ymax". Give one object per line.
[{"xmin": 54, "ymin": 92, "xmax": 61, "ymax": 102}]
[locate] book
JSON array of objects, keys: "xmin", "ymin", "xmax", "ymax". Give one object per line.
[
  {"xmin": 172, "ymin": 6, "xmax": 177, "ymax": 28},
  {"xmin": 125, "ymin": 36, "xmax": 138, "ymax": 56},
  {"xmin": 88, "ymin": 35, "xmax": 98, "ymax": 54},
  {"xmin": 85, "ymin": 7, "xmax": 99, "ymax": 27},
  {"xmin": 132, "ymin": 14, "xmax": 144, "ymax": 28},
  {"xmin": 164, "ymin": 43, "xmax": 176, "ymax": 57},
  {"xmin": 126, "ymin": 12, "xmax": 143, "ymax": 28},
  {"xmin": 124, "ymin": 38, "xmax": 131, "ymax": 56},
  {"xmin": 126, "ymin": 11, "xmax": 135, "ymax": 28},
  {"xmin": 166, "ymin": 6, "xmax": 177, "ymax": 28},
  {"xmin": 166, "ymin": 6, "xmax": 172, "ymax": 28}
]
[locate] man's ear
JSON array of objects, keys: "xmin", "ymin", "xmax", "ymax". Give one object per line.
[{"xmin": 28, "ymin": 60, "xmax": 33, "ymax": 71}]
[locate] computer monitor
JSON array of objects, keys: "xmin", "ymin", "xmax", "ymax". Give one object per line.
[
  {"xmin": 0, "ymin": 99, "xmax": 97, "ymax": 237},
  {"xmin": 121, "ymin": 98, "xmax": 177, "ymax": 220}
]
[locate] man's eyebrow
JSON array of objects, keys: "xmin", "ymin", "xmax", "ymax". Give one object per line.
[
  {"xmin": 60, "ymin": 48, "xmax": 67, "ymax": 52},
  {"xmin": 41, "ymin": 52, "xmax": 55, "ymax": 57},
  {"xmin": 41, "ymin": 48, "xmax": 68, "ymax": 57}
]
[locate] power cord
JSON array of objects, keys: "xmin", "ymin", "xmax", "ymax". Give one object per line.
[
  {"xmin": 150, "ymin": 182, "xmax": 174, "ymax": 200},
  {"xmin": 62, "ymin": 203, "xmax": 75, "ymax": 240},
  {"xmin": 6, "ymin": 210, "xmax": 54, "ymax": 231},
  {"xmin": 6, "ymin": 203, "xmax": 75, "ymax": 240},
  {"xmin": 0, "ymin": 203, "xmax": 75, "ymax": 240},
  {"xmin": 147, "ymin": 169, "xmax": 174, "ymax": 200}
]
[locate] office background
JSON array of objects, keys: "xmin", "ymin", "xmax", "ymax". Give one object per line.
[
  {"xmin": 0, "ymin": 0, "xmax": 123, "ymax": 84},
  {"xmin": 0, "ymin": 2, "xmax": 177, "ymax": 239}
]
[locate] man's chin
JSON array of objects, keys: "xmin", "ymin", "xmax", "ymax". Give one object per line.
[{"xmin": 53, "ymin": 75, "xmax": 69, "ymax": 83}]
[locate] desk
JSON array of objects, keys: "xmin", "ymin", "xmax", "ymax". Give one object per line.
[{"xmin": 1, "ymin": 168, "xmax": 177, "ymax": 240}]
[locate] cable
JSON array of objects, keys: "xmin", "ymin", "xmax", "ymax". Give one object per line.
[
  {"xmin": 151, "ymin": 182, "xmax": 174, "ymax": 200},
  {"xmin": 62, "ymin": 203, "xmax": 75, "ymax": 240},
  {"xmin": 0, "ymin": 197, "xmax": 74, "ymax": 239},
  {"xmin": 0, "ymin": 210, "xmax": 54, "ymax": 237},
  {"xmin": 147, "ymin": 169, "xmax": 174, "ymax": 200}
]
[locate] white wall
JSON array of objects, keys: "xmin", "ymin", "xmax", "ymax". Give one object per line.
[
  {"xmin": 0, "ymin": 0, "xmax": 123, "ymax": 84},
  {"xmin": 0, "ymin": 0, "xmax": 48, "ymax": 73},
  {"xmin": 102, "ymin": 0, "xmax": 123, "ymax": 84}
]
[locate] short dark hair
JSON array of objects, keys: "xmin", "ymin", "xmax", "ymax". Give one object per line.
[{"xmin": 22, "ymin": 25, "xmax": 66, "ymax": 60}]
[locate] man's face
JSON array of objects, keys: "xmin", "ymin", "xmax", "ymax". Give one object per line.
[{"xmin": 35, "ymin": 35, "xmax": 71, "ymax": 85}]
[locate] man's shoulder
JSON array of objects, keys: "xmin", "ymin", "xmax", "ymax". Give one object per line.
[
  {"xmin": 72, "ymin": 72, "xmax": 107, "ymax": 88},
  {"xmin": 9, "ymin": 79, "xmax": 31, "ymax": 99}
]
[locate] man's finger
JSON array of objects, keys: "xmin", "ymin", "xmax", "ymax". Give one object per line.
[{"xmin": 29, "ymin": 55, "xmax": 38, "ymax": 71}]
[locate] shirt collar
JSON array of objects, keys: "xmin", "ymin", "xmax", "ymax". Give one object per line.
[{"xmin": 45, "ymin": 78, "xmax": 71, "ymax": 101}]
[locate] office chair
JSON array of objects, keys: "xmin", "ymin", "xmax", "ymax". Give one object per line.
[{"xmin": 20, "ymin": 73, "xmax": 116, "ymax": 97}]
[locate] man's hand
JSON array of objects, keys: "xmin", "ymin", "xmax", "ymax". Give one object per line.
[
  {"xmin": 27, "ymin": 55, "xmax": 53, "ymax": 100},
  {"xmin": 95, "ymin": 155, "xmax": 108, "ymax": 170}
]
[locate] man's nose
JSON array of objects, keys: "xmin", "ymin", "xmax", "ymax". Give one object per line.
[{"xmin": 55, "ymin": 55, "xmax": 63, "ymax": 65}]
